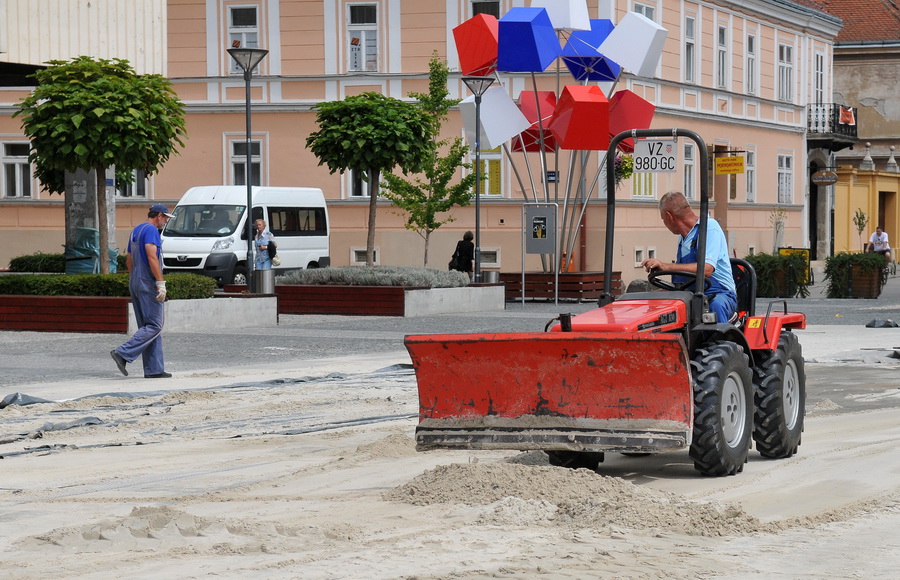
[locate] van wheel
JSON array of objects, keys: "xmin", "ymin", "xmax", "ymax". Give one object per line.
[{"xmin": 231, "ymin": 265, "xmax": 248, "ymax": 286}]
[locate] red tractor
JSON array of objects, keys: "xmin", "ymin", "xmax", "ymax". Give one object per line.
[{"xmin": 405, "ymin": 129, "xmax": 806, "ymax": 476}]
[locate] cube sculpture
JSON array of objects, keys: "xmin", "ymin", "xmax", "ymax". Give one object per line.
[
  {"xmin": 453, "ymin": 14, "xmax": 499, "ymax": 76},
  {"xmin": 548, "ymin": 85, "xmax": 610, "ymax": 151},
  {"xmin": 529, "ymin": 0, "xmax": 590, "ymax": 31},
  {"xmin": 561, "ymin": 19, "xmax": 621, "ymax": 82},
  {"xmin": 607, "ymin": 90, "xmax": 656, "ymax": 153},
  {"xmin": 598, "ymin": 11, "xmax": 668, "ymax": 78},
  {"xmin": 512, "ymin": 91, "xmax": 558, "ymax": 153},
  {"xmin": 497, "ymin": 7, "xmax": 560, "ymax": 72},
  {"xmin": 460, "ymin": 86, "xmax": 531, "ymax": 151}
]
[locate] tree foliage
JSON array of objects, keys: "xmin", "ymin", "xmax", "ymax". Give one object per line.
[
  {"xmin": 381, "ymin": 55, "xmax": 478, "ymax": 267},
  {"xmin": 306, "ymin": 92, "xmax": 431, "ymax": 266},
  {"xmin": 15, "ymin": 56, "xmax": 187, "ymax": 273}
]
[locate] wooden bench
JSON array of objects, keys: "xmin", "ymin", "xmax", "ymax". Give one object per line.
[
  {"xmin": 500, "ymin": 271, "xmax": 623, "ymax": 302},
  {"xmin": 224, "ymin": 285, "xmax": 425, "ymax": 316}
]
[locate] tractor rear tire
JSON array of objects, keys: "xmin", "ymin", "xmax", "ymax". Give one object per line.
[
  {"xmin": 546, "ymin": 451, "xmax": 605, "ymax": 471},
  {"xmin": 752, "ymin": 330, "xmax": 805, "ymax": 458},
  {"xmin": 689, "ymin": 341, "xmax": 753, "ymax": 476}
]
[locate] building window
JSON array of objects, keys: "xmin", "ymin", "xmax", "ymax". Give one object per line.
[
  {"xmin": 350, "ymin": 170, "xmax": 371, "ymax": 197},
  {"xmin": 684, "ymin": 17, "xmax": 695, "ymax": 83},
  {"xmin": 777, "ymin": 44, "xmax": 794, "ymax": 102},
  {"xmin": 683, "ymin": 143, "xmax": 695, "ymax": 200},
  {"xmin": 814, "ymin": 52, "xmax": 825, "ymax": 104},
  {"xmin": 2, "ymin": 143, "xmax": 32, "ymax": 199},
  {"xmin": 348, "ymin": 4, "xmax": 378, "ymax": 72},
  {"xmin": 745, "ymin": 151, "xmax": 755, "ymax": 202},
  {"xmin": 716, "ymin": 26, "xmax": 728, "ymax": 89},
  {"xmin": 472, "ymin": 1, "xmax": 500, "ymax": 18},
  {"xmin": 231, "ymin": 140, "xmax": 262, "ymax": 186},
  {"xmin": 777, "ymin": 154, "xmax": 793, "ymax": 204},
  {"xmin": 477, "ymin": 147, "xmax": 502, "ymax": 196},
  {"xmin": 746, "ymin": 35, "xmax": 756, "ymax": 95},
  {"xmin": 228, "ymin": 5, "xmax": 260, "ymax": 74},
  {"xmin": 116, "ymin": 170, "xmax": 148, "ymax": 198},
  {"xmin": 633, "ymin": 3, "xmax": 655, "ymax": 21},
  {"xmin": 632, "ymin": 172, "xmax": 654, "ymax": 199}
]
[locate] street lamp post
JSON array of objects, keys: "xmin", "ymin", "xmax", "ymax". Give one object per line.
[
  {"xmin": 462, "ymin": 76, "xmax": 495, "ymax": 283},
  {"xmin": 227, "ymin": 47, "xmax": 269, "ymax": 292}
]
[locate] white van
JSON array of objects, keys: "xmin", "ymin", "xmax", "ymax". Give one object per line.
[{"xmin": 161, "ymin": 185, "xmax": 330, "ymax": 285}]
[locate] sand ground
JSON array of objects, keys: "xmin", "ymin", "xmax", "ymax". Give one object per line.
[{"xmin": 2, "ymin": 326, "xmax": 900, "ymax": 579}]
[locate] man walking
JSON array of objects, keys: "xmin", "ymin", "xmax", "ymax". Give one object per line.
[{"xmin": 110, "ymin": 204, "xmax": 174, "ymax": 378}]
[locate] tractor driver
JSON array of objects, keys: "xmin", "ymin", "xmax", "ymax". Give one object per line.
[{"xmin": 641, "ymin": 191, "xmax": 737, "ymax": 324}]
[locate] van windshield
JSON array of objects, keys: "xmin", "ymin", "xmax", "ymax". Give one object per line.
[{"xmin": 163, "ymin": 205, "xmax": 245, "ymax": 237}]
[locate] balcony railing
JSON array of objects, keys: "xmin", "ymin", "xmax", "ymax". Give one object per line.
[{"xmin": 808, "ymin": 103, "xmax": 858, "ymax": 138}]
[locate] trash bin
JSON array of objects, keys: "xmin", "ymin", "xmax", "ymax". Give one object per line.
[
  {"xmin": 253, "ymin": 269, "xmax": 275, "ymax": 294},
  {"xmin": 482, "ymin": 270, "xmax": 500, "ymax": 284}
]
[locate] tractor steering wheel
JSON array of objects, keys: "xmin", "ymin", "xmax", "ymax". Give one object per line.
[{"xmin": 648, "ymin": 269, "xmax": 711, "ymax": 292}]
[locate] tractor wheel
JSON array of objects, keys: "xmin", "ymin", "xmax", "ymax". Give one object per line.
[
  {"xmin": 689, "ymin": 341, "xmax": 753, "ymax": 476},
  {"xmin": 752, "ymin": 330, "xmax": 805, "ymax": 458},
  {"xmin": 546, "ymin": 451, "xmax": 605, "ymax": 471}
]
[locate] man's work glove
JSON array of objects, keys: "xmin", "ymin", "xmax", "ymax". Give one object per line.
[{"xmin": 156, "ymin": 281, "xmax": 167, "ymax": 302}]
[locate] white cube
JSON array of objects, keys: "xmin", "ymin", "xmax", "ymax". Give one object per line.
[
  {"xmin": 460, "ymin": 86, "xmax": 531, "ymax": 150},
  {"xmin": 598, "ymin": 11, "xmax": 668, "ymax": 78},
  {"xmin": 529, "ymin": 0, "xmax": 590, "ymax": 31}
]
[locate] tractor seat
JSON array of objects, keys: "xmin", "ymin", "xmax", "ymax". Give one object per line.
[{"xmin": 729, "ymin": 257, "xmax": 757, "ymax": 327}]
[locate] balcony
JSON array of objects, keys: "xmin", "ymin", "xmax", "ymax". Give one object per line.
[{"xmin": 807, "ymin": 103, "xmax": 858, "ymax": 152}]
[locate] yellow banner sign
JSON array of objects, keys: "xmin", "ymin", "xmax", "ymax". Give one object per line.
[{"xmin": 715, "ymin": 155, "xmax": 745, "ymax": 175}]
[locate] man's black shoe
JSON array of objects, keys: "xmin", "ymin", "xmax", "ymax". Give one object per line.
[
  {"xmin": 110, "ymin": 350, "xmax": 128, "ymax": 376},
  {"xmin": 145, "ymin": 372, "xmax": 172, "ymax": 378}
]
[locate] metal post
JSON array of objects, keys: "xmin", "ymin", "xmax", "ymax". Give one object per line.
[
  {"xmin": 227, "ymin": 46, "xmax": 268, "ymax": 292},
  {"xmin": 474, "ymin": 92, "xmax": 482, "ymax": 283},
  {"xmin": 243, "ymin": 68, "xmax": 255, "ymax": 292}
]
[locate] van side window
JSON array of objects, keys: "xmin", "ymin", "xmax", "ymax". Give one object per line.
[{"xmin": 268, "ymin": 206, "xmax": 328, "ymax": 237}]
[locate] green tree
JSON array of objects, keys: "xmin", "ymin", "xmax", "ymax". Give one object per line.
[
  {"xmin": 306, "ymin": 92, "xmax": 430, "ymax": 267},
  {"xmin": 381, "ymin": 55, "xmax": 478, "ymax": 267},
  {"xmin": 852, "ymin": 207, "xmax": 869, "ymax": 251},
  {"xmin": 15, "ymin": 56, "xmax": 186, "ymax": 273}
]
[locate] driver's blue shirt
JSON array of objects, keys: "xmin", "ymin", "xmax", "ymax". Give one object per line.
[{"xmin": 677, "ymin": 218, "xmax": 737, "ymax": 322}]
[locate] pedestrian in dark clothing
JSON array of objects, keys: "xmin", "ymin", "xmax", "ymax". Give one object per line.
[
  {"xmin": 110, "ymin": 204, "xmax": 174, "ymax": 378},
  {"xmin": 452, "ymin": 231, "xmax": 475, "ymax": 279}
]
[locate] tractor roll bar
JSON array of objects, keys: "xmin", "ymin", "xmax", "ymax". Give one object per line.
[{"xmin": 601, "ymin": 129, "xmax": 710, "ymax": 308}]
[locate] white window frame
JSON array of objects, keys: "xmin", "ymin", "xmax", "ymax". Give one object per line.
[
  {"xmin": 777, "ymin": 43, "xmax": 794, "ymax": 102},
  {"xmin": 633, "ymin": 2, "xmax": 656, "ymax": 21},
  {"xmin": 230, "ymin": 138, "xmax": 263, "ymax": 186},
  {"xmin": 746, "ymin": 34, "xmax": 757, "ymax": 95},
  {"xmin": 716, "ymin": 26, "xmax": 728, "ymax": 89},
  {"xmin": 116, "ymin": 169, "xmax": 148, "ymax": 198},
  {"xmin": 2, "ymin": 142, "xmax": 32, "ymax": 199},
  {"xmin": 684, "ymin": 16, "xmax": 696, "ymax": 84},
  {"xmin": 631, "ymin": 172, "xmax": 655, "ymax": 200},
  {"xmin": 347, "ymin": 3, "xmax": 378, "ymax": 72},
  {"xmin": 228, "ymin": 5, "xmax": 260, "ymax": 75},
  {"xmin": 477, "ymin": 147, "xmax": 503, "ymax": 197},
  {"xmin": 683, "ymin": 143, "xmax": 695, "ymax": 200},
  {"xmin": 814, "ymin": 52, "xmax": 825, "ymax": 105},
  {"xmin": 777, "ymin": 154, "xmax": 793, "ymax": 204},
  {"xmin": 349, "ymin": 169, "xmax": 371, "ymax": 198},
  {"xmin": 745, "ymin": 150, "xmax": 756, "ymax": 202}
]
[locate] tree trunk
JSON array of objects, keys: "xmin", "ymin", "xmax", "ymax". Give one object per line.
[
  {"xmin": 423, "ymin": 231, "xmax": 430, "ymax": 267},
  {"xmin": 96, "ymin": 166, "xmax": 110, "ymax": 274},
  {"xmin": 366, "ymin": 168, "xmax": 380, "ymax": 267}
]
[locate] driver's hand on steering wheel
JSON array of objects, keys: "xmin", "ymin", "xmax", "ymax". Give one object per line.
[{"xmin": 641, "ymin": 258, "xmax": 664, "ymax": 272}]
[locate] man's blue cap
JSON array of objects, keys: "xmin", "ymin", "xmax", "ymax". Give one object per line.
[{"xmin": 149, "ymin": 204, "xmax": 175, "ymax": 218}]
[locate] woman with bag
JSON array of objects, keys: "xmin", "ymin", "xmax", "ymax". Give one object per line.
[
  {"xmin": 450, "ymin": 231, "xmax": 474, "ymax": 279},
  {"xmin": 254, "ymin": 219, "xmax": 278, "ymax": 270}
]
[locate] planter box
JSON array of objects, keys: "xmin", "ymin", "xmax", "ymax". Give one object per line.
[
  {"xmin": 500, "ymin": 271, "xmax": 623, "ymax": 302},
  {"xmin": 850, "ymin": 264, "xmax": 882, "ymax": 299},
  {"xmin": 223, "ymin": 284, "xmax": 506, "ymax": 317},
  {"xmin": 0, "ymin": 294, "xmax": 277, "ymax": 334},
  {"xmin": 0, "ymin": 295, "xmax": 131, "ymax": 333}
]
